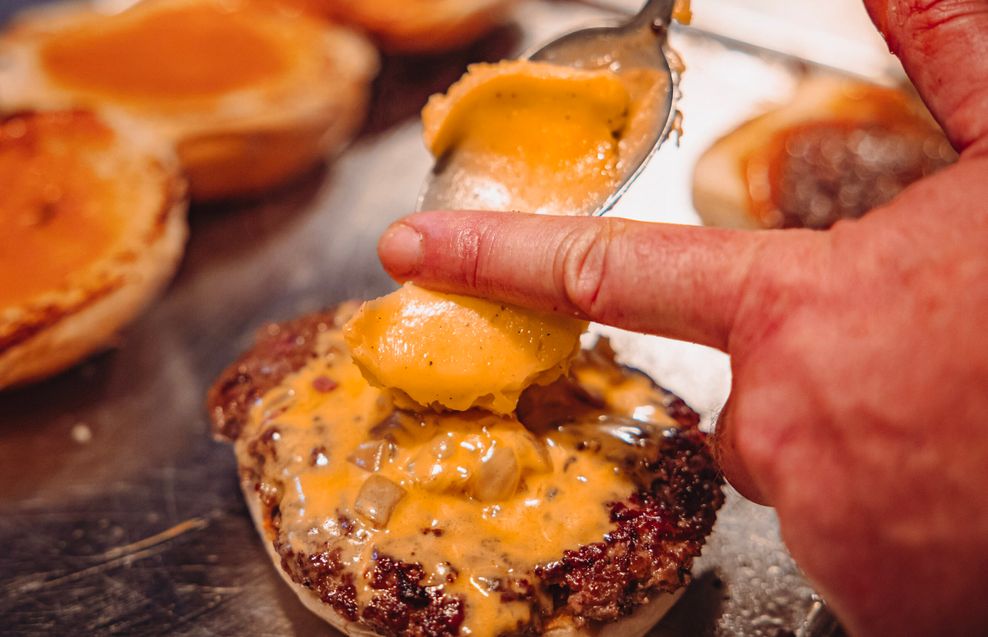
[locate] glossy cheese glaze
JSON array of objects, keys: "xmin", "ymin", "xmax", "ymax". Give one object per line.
[
  {"xmin": 422, "ymin": 60, "xmax": 665, "ymax": 216},
  {"xmin": 423, "ymin": 61, "xmax": 628, "ymax": 215},
  {"xmin": 40, "ymin": 4, "xmax": 289, "ymax": 102},
  {"xmin": 0, "ymin": 112, "xmax": 124, "ymax": 308},
  {"xmin": 344, "ymin": 283, "xmax": 586, "ymax": 414},
  {"xmin": 240, "ymin": 325, "xmax": 661, "ymax": 636}
]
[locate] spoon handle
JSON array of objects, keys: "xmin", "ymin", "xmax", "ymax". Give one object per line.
[{"xmin": 630, "ymin": 0, "xmax": 677, "ymax": 30}]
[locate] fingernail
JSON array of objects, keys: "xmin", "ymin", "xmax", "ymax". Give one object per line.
[{"xmin": 379, "ymin": 222, "xmax": 423, "ymax": 278}]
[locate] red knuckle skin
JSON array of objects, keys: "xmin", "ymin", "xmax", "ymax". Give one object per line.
[
  {"xmin": 557, "ymin": 223, "xmax": 612, "ymax": 320},
  {"xmin": 864, "ymin": 0, "xmax": 988, "ymax": 151}
]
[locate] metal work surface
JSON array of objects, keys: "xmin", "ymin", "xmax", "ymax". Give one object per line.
[{"xmin": 0, "ymin": 1, "xmax": 857, "ymax": 634}]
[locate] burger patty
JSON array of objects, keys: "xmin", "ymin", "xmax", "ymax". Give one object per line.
[
  {"xmin": 208, "ymin": 306, "xmax": 724, "ymax": 636},
  {"xmin": 209, "ymin": 307, "xmax": 345, "ymax": 440}
]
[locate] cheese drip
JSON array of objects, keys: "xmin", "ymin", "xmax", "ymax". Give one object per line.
[{"xmin": 345, "ymin": 282, "xmax": 585, "ymax": 414}]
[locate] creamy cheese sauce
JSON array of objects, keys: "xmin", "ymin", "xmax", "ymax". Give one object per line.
[
  {"xmin": 422, "ymin": 61, "xmax": 666, "ymax": 216},
  {"xmin": 341, "ymin": 60, "xmax": 664, "ymax": 418},
  {"xmin": 238, "ymin": 325, "xmax": 677, "ymax": 636}
]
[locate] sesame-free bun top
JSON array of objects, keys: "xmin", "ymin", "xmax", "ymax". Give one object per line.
[
  {"xmin": 258, "ymin": 0, "xmax": 517, "ymax": 53},
  {"xmin": 0, "ymin": 0, "xmax": 378, "ymax": 200}
]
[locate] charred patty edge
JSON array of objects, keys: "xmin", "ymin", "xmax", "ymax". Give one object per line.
[{"xmin": 208, "ymin": 307, "xmax": 344, "ymax": 440}]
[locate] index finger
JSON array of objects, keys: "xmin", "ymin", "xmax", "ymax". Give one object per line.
[{"xmin": 378, "ymin": 211, "xmax": 792, "ymax": 351}]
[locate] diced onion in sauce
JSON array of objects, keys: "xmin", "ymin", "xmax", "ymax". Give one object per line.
[
  {"xmin": 354, "ymin": 475, "xmax": 406, "ymax": 527},
  {"xmin": 472, "ymin": 446, "xmax": 521, "ymax": 502},
  {"xmin": 347, "ymin": 439, "xmax": 395, "ymax": 472}
]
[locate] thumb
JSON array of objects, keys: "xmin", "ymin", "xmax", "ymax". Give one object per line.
[
  {"xmin": 378, "ymin": 210, "xmax": 791, "ymax": 352},
  {"xmin": 863, "ymin": 0, "xmax": 988, "ymax": 155}
]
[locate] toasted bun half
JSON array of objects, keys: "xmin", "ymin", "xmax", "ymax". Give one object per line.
[
  {"xmin": 0, "ymin": 0, "xmax": 378, "ymax": 200},
  {"xmin": 260, "ymin": 0, "xmax": 517, "ymax": 53},
  {"xmin": 0, "ymin": 109, "xmax": 187, "ymax": 389},
  {"xmin": 208, "ymin": 307, "xmax": 722, "ymax": 637},
  {"xmin": 692, "ymin": 75, "xmax": 954, "ymax": 230}
]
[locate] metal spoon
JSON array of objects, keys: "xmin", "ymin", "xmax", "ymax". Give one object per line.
[{"xmin": 417, "ymin": 0, "xmax": 681, "ymax": 216}]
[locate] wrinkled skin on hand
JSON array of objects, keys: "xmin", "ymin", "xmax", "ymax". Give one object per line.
[{"xmin": 376, "ymin": 2, "xmax": 988, "ymax": 634}]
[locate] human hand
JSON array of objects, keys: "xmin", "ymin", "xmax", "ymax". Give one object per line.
[{"xmin": 376, "ymin": 1, "xmax": 988, "ymax": 634}]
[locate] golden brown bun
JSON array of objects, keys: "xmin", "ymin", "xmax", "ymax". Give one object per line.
[
  {"xmin": 691, "ymin": 75, "xmax": 949, "ymax": 229},
  {"xmin": 0, "ymin": 0, "xmax": 378, "ymax": 200},
  {"xmin": 259, "ymin": 0, "xmax": 517, "ymax": 53},
  {"xmin": 0, "ymin": 110, "xmax": 187, "ymax": 389}
]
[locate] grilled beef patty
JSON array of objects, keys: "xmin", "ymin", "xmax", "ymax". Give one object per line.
[{"xmin": 208, "ymin": 305, "xmax": 723, "ymax": 637}]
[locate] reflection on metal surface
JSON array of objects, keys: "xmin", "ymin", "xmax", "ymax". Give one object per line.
[
  {"xmin": 6, "ymin": 517, "xmax": 210, "ymax": 596},
  {"xmin": 797, "ymin": 601, "xmax": 847, "ymax": 637}
]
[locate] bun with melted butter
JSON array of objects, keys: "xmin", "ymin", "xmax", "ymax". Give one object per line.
[
  {"xmin": 0, "ymin": 0, "xmax": 378, "ymax": 200},
  {"xmin": 260, "ymin": 0, "xmax": 518, "ymax": 53},
  {"xmin": 0, "ymin": 109, "xmax": 187, "ymax": 389},
  {"xmin": 692, "ymin": 75, "xmax": 955, "ymax": 230},
  {"xmin": 208, "ymin": 303, "xmax": 723, "ymax": 637}
]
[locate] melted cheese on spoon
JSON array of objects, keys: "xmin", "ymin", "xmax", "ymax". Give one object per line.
[{"xmin": 423, "ymin": 60, "xmax": 631, "ymax": 216}]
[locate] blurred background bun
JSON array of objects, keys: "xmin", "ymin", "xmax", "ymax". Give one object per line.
[
  {"xmin": 692, "ymin": 75, "xmax": 955, "ymax": 230},
  {"xmin": 257, "ymin": 0, "xmax": 518, "ymax": 53},
  {"xmin": 0, "ymin": 109, "xmax": 187, "ymax": 388},
  {"xmin": 0, "ymin": 0, "xmax": 378, "ymax": 200}
]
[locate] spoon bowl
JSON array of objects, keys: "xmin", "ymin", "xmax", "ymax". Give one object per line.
[{"xmin": 418, "ymin": 0, "xmax": 681, "ymax": 216}]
